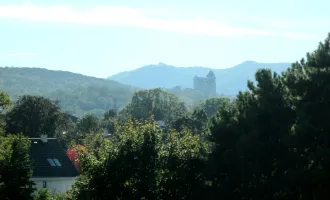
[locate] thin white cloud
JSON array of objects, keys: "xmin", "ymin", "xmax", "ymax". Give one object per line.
[
  {"xmin": 0, "ymin": 53, "xmax": 37, "ymax": 57},
  {"xmin": 282, "ymin": 32, "xmax": 316, "ymax": 39},
  {"xmin": 0, "ymin": 3, "xmax": 313, "ymax": 38}
]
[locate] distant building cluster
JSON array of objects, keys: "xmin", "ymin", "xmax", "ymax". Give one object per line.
[{"xmin": 193, "ymin": 70, "xmax": 216, "ymax": 97}]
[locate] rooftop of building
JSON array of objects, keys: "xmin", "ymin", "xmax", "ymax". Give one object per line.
[{"xmin": 29, "ymin": 137, "xmax": 78, "ymax": 178}]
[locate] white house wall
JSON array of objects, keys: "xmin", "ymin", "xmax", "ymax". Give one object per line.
[{"xmin": 32, "ymin": 177, "xmax": 75, "ymax": 194}]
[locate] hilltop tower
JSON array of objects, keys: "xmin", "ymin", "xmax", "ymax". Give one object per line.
[
  {"xmin": 206, "ymin": 70, "xmax": 216, "ymax": 96},
  {"xmin": 193, "ymin": 70, "xmax": 216, "ymax": 97}
]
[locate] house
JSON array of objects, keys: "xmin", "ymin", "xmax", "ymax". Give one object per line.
[
  {"xmin": 67, "ymin": 114, "xmax": 79, "ymax": 123},
  {"xmin": 30, "ymin": 134, "xmax": 78, "ymax": 194},
  {"xmin": 157, "ymin": 120, "xmax": 166, "ymax": 130}
]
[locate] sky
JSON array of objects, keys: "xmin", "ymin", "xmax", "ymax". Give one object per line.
[{"xmin": 0, "ymin": 0, "xmax": 329, "ymax": 78}]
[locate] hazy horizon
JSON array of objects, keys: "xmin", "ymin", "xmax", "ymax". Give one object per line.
[
  {"xmin": 0, "ymin": 0, "xmax": 329, "ymax": 78},
  {"xmin": 0, "ymin": 60, "xmax": 292, "ymax": 79}
]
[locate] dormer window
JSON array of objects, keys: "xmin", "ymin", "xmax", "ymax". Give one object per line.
[
  {"xmin": 53, "ymin": 159, "xmax": 62, "ymax": 167},
  {"xmin": 47, "ymin": 158, "xmax": 62, "ymax": 167}
]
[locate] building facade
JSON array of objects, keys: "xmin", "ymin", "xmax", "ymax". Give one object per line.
[{"xmin": 193, "ymin": 70, "xmax": 216, "ymax": 97}]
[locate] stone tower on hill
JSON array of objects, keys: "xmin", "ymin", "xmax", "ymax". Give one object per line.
[{"xmin": 193, "ymin": 70, "xmax": 216, "ymax": 97}]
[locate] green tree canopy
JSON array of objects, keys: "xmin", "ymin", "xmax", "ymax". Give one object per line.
[
  {"xmin": 205, "ymin": 33, "xmax": 330, "ymax": 199},
  {"xmin": 76, "ymin": 113, "xmax": 102, "ymax": 136},
  {"xmin": 101, "ymin": 109, "xmax": 118, "ymax": 135},
  {"xmin": 280, "ymin": 33, "xmax": 330, "ymax": 199},
  {"xmin": 197, "ymin": 97, "xmax": 230, "ymax": 118},
  {"xmin": 0, "ymin": 134, "xmax": 35, "ymax": 200},
  {"xmin": 68, "ymin": 119, "xmax": 207, "ymax": 200},
  {"xmin": 123, "ymin": 88, "xmax": 188, "ymax": 125},
  {"xmin": 0, "ymin": 89, "xmax": 12, "ymax": 110},
  {"xmin": 6, "ymin": 95, "xmax": 67, "ymax": 137},
  {"xmin": 0, "ymin": 89, "xmax": 12, "ymax": 136}
]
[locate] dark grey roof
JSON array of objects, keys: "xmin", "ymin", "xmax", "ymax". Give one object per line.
[
  {"xmin": 67, "ymin": 114, "xmax": 79, "ymax": 122},
  {"xmin": 206, "ymin": 70, "xmax": 215, "ymax": 78},
  {"xmin": 29, "ymin": 138, "xmax": 78, "ymax": 178}
]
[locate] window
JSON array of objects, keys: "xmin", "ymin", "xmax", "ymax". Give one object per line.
[
  {"xmin": 42, "ymin": 181, "xmax": 47, "ymax": 188},
  {"xmin": 47, "ymin": 159, "xmax": 56, "ymax": 167},
  {"xmin": 47, "ymin": 158, "xmax": 62, "ymax": 167},
  {"xmin": 53, "ymin": 159, "xmax": 62, "ymax": 167}
]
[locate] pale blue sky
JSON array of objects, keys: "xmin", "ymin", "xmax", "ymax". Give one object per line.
[{"xmin": 0, "ymin": 0, "xmax": 329, "ymax": 78}]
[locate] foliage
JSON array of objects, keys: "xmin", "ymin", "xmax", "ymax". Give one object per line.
[
  {"xmin": 123, "ymin": 88, "xmax": 188, "ymax": 126},
  {"xmin": 196, "ymin": 97, "xmax": 231, "ymax": 118},
  {"xmin": 280, "ymin": 33, "xmax": 330, "ymax": 199},
  {"xmin": 68, "ymin": 119, "xmax": 207, "ymax": 200},
  {"xmin": 205, "ymin": 33, "xmax": 330, "ymax": 199},
  {"xmin": 0, "ymin": 89, "xmax": 12, "ymax": 109},
  {"xmin": 172, "ymin": 107, "xmax": 208, "ymax": 135},
  {"xmin": 103, "ymin": 109, "xmax": 117, "ymax": 120},
  {"xmin": 76, "ymin": 113, "xmax": 102, "ymax": 135},
  {"xmin": 101, "ymin": 109, "xmax": 117, "ymax": 134},
  {"xmin": 206, "ymin": 68, "xmax": 296, "ymax": 199},
  {"xmin": 166, "ymin": 86, "xmax": 206, "ymax": 106},
  {"xmin": 33, "ymin": 188, "xmax": 66, "ymax": 200},
  {"xmin": 5, "ymin": 95, "xmax": 67, "ymax": 137},
  {"xmin": 57, "ymin": 113, "xmax": 104, "ymax": 146},
  {"xmin": 157, "ymin": 128, "xmax": 207, "ymax": 199},
  {"xmin": 33, "ymin": 188, "xmax": 52, "ymax": 200},
  {"xmin": 0, "ymin": 89, "xmax": 12, "ymax": 136},
  {"xmin": 0, "ymin": 67, "xmax": 137, "ymax": 118},
  {"xmin": 55, "ymin": 118, "xmax": 78, "ymax": 148},
  {"xmin": 0, "ymin": 134, "xmax": 35, "ymax": 200}
]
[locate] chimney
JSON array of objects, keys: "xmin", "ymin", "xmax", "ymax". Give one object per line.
[{"xmin": 40, "ymin": 134, "xmax": 48, "ymax": 143}]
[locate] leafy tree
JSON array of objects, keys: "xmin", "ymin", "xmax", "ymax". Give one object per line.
[
  {"xmin": 0, "ymin": 89, "xmax": 12, "ymax": 136},
  {"xmin": 191, "ymin": 107, "xmax": 208, "ymax": 133},
  {"xmin": 76, "ymin": 113, "xmax": 102, "ymax": 136},
  {"xmin": 101, "ymin": 109, "xmax": 117, "ymax": 135},
  {"xmin": 205, "ymin": 33, "xmax": 330, "ymax": 199},
  {"xmin": 281, "ymin": 33, "xmax": 330, "ymax": 199},
  {"xmin": 0, "ymin": 89, "xmax": 12, "ymax": 109},
  {"xmin": 172, "ymin": 113, "xmax": 194, "ymax": 132},
  {"xmin": 33, "ymin": 188, "xmax": 52, "ymax": 200},
  {"xmin": 101, "ymin": 119, "xmax": 115, "ymax": 135},
  {"xmin": 0, "ymin": 134, "xmax": 35, "ymax": 200},
  {"xmin": 69, "ymin": 119, "xmax": 159, "ymax": 200},
  {"xmin": 206, "ymin": 69, "xmax": 296, "ymax": 199},
  {"xmin": 33, "ymin": 188, "xmax": 66, "ymax": 200},
  {"xmin": 83, "ymin": 133, "xmax": 112, "ymax": 161},
  {"xmin": 6, "ymin": 95, "xmax": 66, "ymax": 137},
  {"xmin": 124, "ymin": 88, "xmax": 188, "ymax": 125},
  {"xmin": 55, "ymin": 118, "xmax": 78, "ymax": 148},
  {"xmin": 157, "ymin": 128, "xmax": 207, "ymax": 199},
  {"xmin": 197, "ymin": 97, "xmax": 230, "ymax": 118},
  {"xmin": 167, "ymin": 86, "xmax": 206, "ymax": 106},
  {"xmin": 103, "ymin": 109, "xmax": 117, "ymax": 120},
  {"xmin": 68, "ymin": 119, "xmax": 207, "ymax": 200},
  {"xmin": 171, "ymin": 108, "xmax": 207, "ymax": 135}
]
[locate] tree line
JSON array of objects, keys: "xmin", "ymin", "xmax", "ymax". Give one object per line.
[{"xmin": 1, "ymin": 33, "xmax": 330, "ymax": 200}]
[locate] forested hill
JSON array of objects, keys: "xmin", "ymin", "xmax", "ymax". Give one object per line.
[
  {"xmin": 0, "ymin": 67, "xmax": 139, "ymax": 117},
  {"xmin": 109, "ymin": 61, "xmax": 291, "ymax": 95}
]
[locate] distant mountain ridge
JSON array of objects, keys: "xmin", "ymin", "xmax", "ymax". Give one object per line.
[
  {"xmin": 109, "ymin": 61, "xmax": 291, "ymax": 95},
  {"xmin": 0, "ymin": 66, "xmax": 211, "ymax": 117}
]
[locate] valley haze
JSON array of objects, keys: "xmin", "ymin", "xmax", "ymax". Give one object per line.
[
  {"xmin": 0, "ymin": 60, "xmax": 291, "ymax": 118},
  {"xmin": 109, "ymin": 61, "xmax": 291, "ymax": 95}
]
